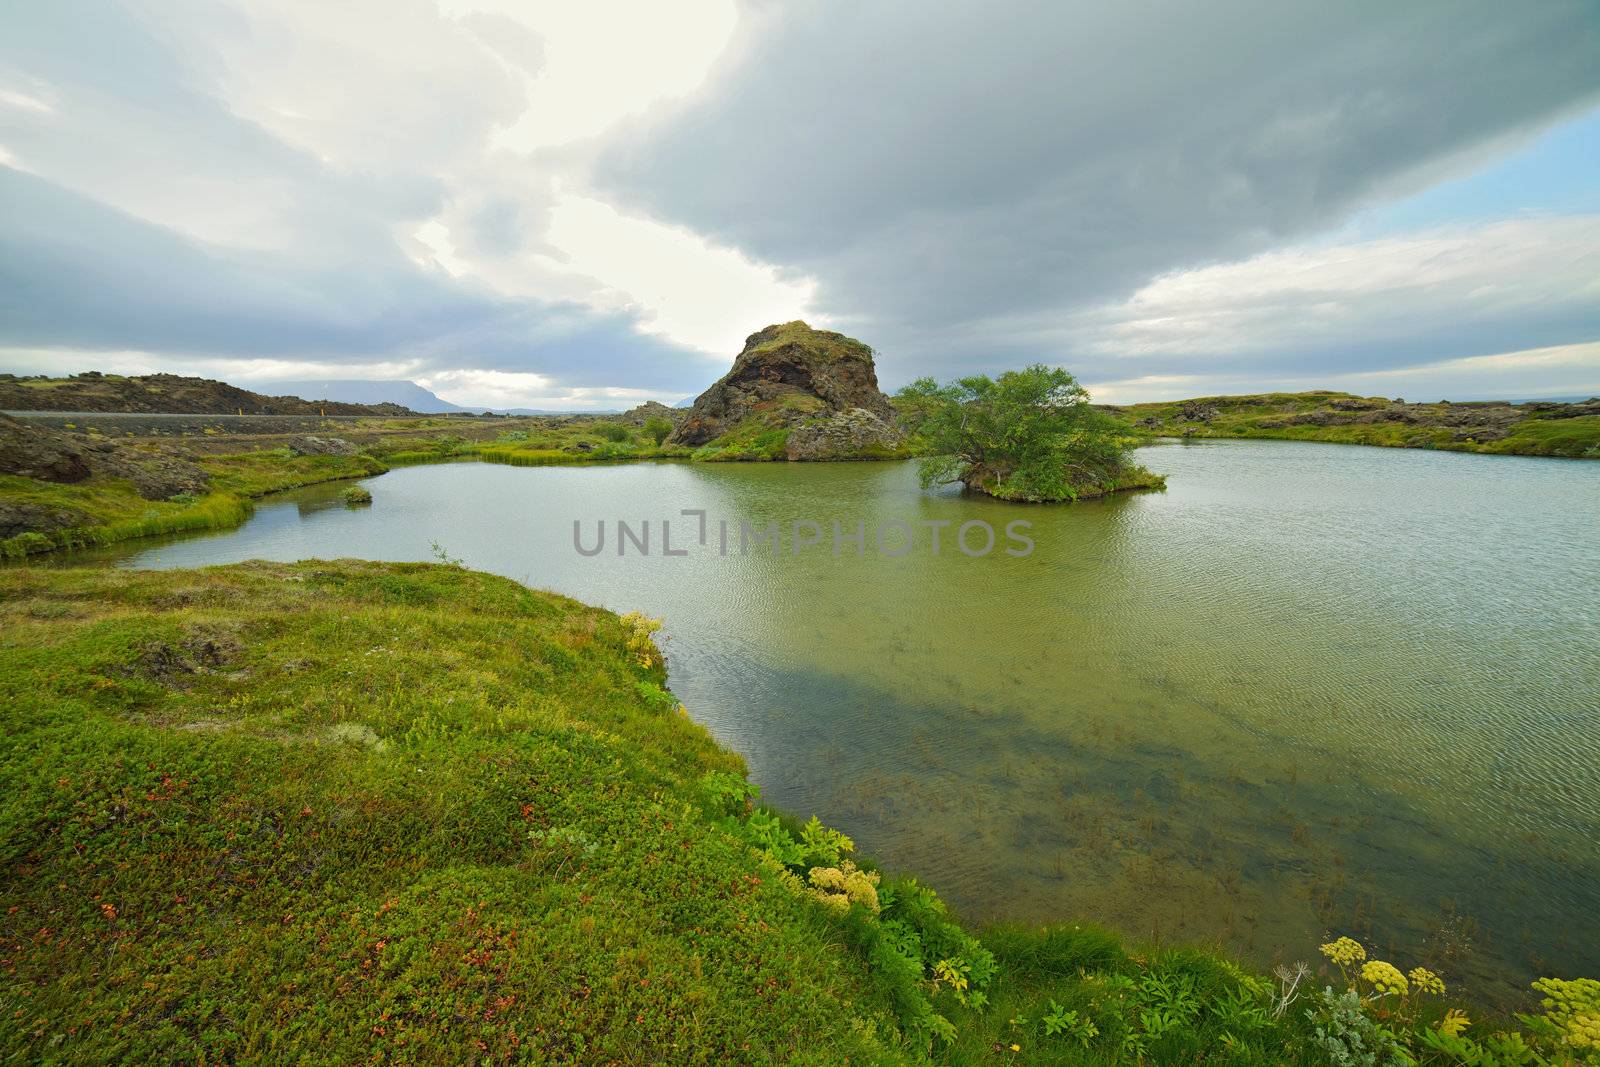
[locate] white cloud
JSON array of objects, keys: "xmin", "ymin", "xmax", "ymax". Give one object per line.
[
  {"xmin": 1087, "ymin": 217, "xmax": 1600, "ymax": 359},
  {"xmin": 418, "ymin": 368, "xmax": 671, "ymax": 409},
  {"xmin": 436, "ymin": 0, "xmax": 738, "ymax": 152},
  {"xmin": 5, "ymin": 0, "xmax": 1599, "ymax": 401},
  {"xmin": 0, "ymin": 348, "xmax": 681, "ymax": 409},
  {"xmin": 544, "ymin": 192, "xmax": 816, "ymax": 355},
  {"xmin": 1087, "ymin": 341, "xmax": 1600, "ymax": 404},
  {"xmin": 0, "ymin": 347, "xmax": 427, "ymax": 382},
  {"xmin": 0, "ymin": 87, "xmax": 53, "ymax": 114}
]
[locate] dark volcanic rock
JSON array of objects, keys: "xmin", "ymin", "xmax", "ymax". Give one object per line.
[
  {"xmin": 785, "ymin": 408, "xmax": 905, "ymax": 460},
  {"xmin": 668, "ymin": 322, "xmax": 901, "ymax": 456},
  {"xmin": 96, "ymin": 449, "xmax": 209, "ymax": 500},
  {"xmin": 617, "ymin": 401, "xmax": 682, "ymax": 427},
  {"xmin": 0, "ymin": 413, "xmax": 207, "ymax": 503},
  {"xmin": 0, "ymin": 501, "xmax": 88, "ymax": 539},
  {"xmin": 0, "ymin": 414, "xmax": 91, "ymax": 483},
  {"xmin": 286, "ymin": 435, "xmax": 360, "ymax": 457}
]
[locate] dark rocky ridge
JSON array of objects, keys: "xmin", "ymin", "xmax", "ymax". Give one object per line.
[
  {"xmin": 668, "ymin": 322, "xmax": 903, "ymax": 458},
  {"xmin": 0, "ymin": 372, "xmax": 418, "ymax": 416}
]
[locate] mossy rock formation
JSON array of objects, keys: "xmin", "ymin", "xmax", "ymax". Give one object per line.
[{"xmin": 668, "ymin": 322, "xmax": 904, "ymax": 459}]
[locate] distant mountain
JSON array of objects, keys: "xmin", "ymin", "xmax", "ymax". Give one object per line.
[
  {"xmin": 674, "ymin": 396, "xmax": 696, "ymax": 409},
  {"xmin": 0, "ymin": 372, "xmax": 416, "ymax": 416},
  {"xmin": 262, "ymin": 379, "xmax": 629, "ymax": 416},
  {"xmin": 260, "ymin": 379, "xmax": 466, "ymax": 413}
]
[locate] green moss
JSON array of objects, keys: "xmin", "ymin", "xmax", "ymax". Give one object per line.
[
  {"xmin": 744, "ymin": 320, "xmax": 873, "ymax": 364},
  {"xmin": 1483, "ymin": 414, "xmax": 1600, "ymax": 458}
]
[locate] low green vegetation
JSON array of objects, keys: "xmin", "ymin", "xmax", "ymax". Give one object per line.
[
  {"xmin": 1111, "ymin": 392, "xmax": 1600, "ymax": 459},
  {"xmin": 897, "ymin": 366, "xmax": 1165, "ymax": 502},
  {"xmin": 0, "ymin": 449, "xmax": 385, "ymax": 561},
  {"xmin": 4, "ymin": 561, "xmax": 1593, "ymax": 1063},
  {"xmin": 690, "ymin": 420, "xmax": 794, "ymax": 462},
  {"xmin": 644, "ymin": 416, "xmax": 675, "ymax": 445},
  {"xmin": 473, "ymin": 423, "xmax": 691, "ymax": 467}
]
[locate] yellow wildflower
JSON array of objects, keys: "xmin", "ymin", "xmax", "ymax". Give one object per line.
[
  {"xmin": 618, "ymin": 611, "xmax": 665, "ymax": 669},
  {"xmin": 1320, "ymin": 936, "xmax": 1366, "ymax": 967},
  {"xmin": 1009, "ymin": 1044, "xmax": 1021, "ymax": 1052},
  {"xmin": 1361, "ymin": 960, "xmax": 1409, "ymax": 997},
  {"xmin": 1533, "ymin": 977, "xmax": 1600, "ymax": 1050},
  {"xmin": 806, "ymin": 860, "xmax": 880, "ymax": 913},
  {"xmin": 1408, "ymin": 967, "xmax": 1446, "ymax": 996},
  {"xmin": 1437, "ymin": 1009, "xmax": 1470, "ymax": 1037}
]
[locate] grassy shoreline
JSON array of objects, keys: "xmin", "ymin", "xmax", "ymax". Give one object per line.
[
  {"xmin": 3, "ymin": 561, "xmax": 1593, "ymax": 1063},
  {"xmin": 1109, "ymin": 392, "xmax": 1600, "ymax": 460},
  {"xmin": 8, "ymin": 390, "xmax": 1596, "ymax": 563}
]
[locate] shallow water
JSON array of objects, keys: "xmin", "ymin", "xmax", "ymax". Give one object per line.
[{"xmin": 64, "ymin": 441, "xmax": 1600, "ymax": 1000}]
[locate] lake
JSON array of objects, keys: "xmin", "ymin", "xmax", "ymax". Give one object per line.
[{"xmin": 66, "ymin": 440, "xmax": 1600, "ymax": 1001}]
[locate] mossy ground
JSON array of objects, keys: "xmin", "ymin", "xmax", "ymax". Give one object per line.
[{"xmin": 0, "ymin": 562, "xmax": 900, "ymax": 1063}]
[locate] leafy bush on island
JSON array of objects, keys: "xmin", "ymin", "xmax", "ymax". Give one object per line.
[{"xmin": 896, "ymin": 365, "xmax": 1165, "ymax": 502}]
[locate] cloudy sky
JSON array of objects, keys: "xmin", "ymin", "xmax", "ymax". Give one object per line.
[{"xmin": 2, "ymin": 1, "xmax": 1597, "ymax": 408}]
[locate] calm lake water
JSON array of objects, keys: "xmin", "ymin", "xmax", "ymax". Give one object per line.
[{"xmin": 66, "ymin": 440, "xmax": 1600, "ymax": 1001}]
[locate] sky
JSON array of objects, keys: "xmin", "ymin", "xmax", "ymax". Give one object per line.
[{"xmin": 1, "ymin": 1, "xmax": 1597, "ymax": 409}]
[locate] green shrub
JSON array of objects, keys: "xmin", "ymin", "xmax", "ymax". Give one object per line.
[
  {"xmin": 644, "ymin": 416, "xmax": 673, "ymax": 445},
  {"xmin": 1, "ymin": 531, "xmax": 54, "ymax": 559}
]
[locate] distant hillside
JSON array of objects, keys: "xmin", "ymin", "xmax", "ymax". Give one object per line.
[
  {"xmin": 261, "ymin": 379, "xmax": 630, "ymax": 416},
  {"xmin": 259, "ymin": 378, "xmax": 464, "ymax": 413},
  {"xmin": 1106, "ymin": 390, "xmax": 1600, "ymax": 459},
  {"xmin": 0, "ymin": 372, "xmax": 416, "ymax": 416}
]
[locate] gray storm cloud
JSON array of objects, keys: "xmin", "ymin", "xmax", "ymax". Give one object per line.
[
  {"xmin": 2, "ymin": 0, "xmax": 1597, "ymax": 401},
  {"xmin": 0, "ymin": 0, "xmax": 705, "ymax": 394},
  {"xmin": 593, "ymin": 0, "xmax": 1600, "ymax": 383}
]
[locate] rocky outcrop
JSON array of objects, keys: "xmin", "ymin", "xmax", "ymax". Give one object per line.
[
  {"xmin": 784, "ymin": 408, "xmax": 905, "ymax": 460},
  {"xmin": 0, "ymin": 414, "xmax": 92, "ymax": 483},
  {"xmin": 668, "ymin": 322, "xmax": 903, "ymax": 458},
  {"xmin": 286, "ymin": 435, "xmax": 360, "ymax": 457},
  {"xmin": 0, "ymin": 414, "xmax": 207, "ymax": 501},
  {"xmin": 617, "ymin": 401, "xmax": 682, "ymax": 427}
]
